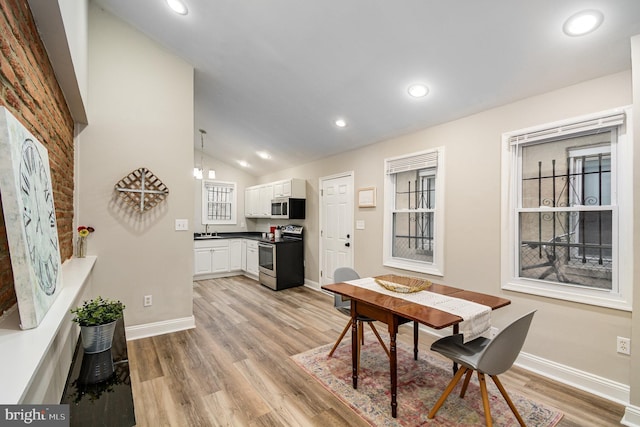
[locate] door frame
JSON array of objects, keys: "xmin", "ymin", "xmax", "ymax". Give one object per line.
[{"xmin": 318, "ymin": 171, "xmax": 355, "ymax": 289}]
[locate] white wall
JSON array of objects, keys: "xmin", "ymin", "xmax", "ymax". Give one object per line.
[
  {"xmin": 77, "ymin": 4, "xmax": 194, "ymax": 329},
  {"xmin": 260, "ymin": 71, "xmax": 635, "ymax": 395}
]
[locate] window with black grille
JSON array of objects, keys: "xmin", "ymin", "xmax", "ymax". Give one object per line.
[
  {"xmin": 384, "ymin": 148, "xmax": 444, "ymax": 276},
  {"xmin": 202, "ymin": 180, "xmax": 237, "ymax": 224},
  {"xmin": 502, "ymin": 108, "xmax": 632, "ymax": 310}
]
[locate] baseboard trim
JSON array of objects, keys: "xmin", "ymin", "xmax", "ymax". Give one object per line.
[
  {"xmin": 515, "ymin": 351, "xmax": 630, "ymax": 406},
  {"xmin": 621, "ymin": 404, "xmax": 640, "ymax": 427},
  {"xmin": 125, "ymin": 316, "xmax": 196, "ymax": 341}
]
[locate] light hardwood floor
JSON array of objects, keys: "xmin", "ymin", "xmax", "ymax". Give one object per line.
[{"xmin": 128, "ymin": 276, "xmax": 625, "ymax": 426}]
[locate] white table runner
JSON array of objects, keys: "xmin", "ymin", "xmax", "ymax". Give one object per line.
[{"xmin": 345, "ymin": 277, "xmax": 491, "ymax": 342}]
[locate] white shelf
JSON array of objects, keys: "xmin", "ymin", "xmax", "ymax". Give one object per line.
[{"xmin": 0, "ymin": 256, "xmax": 96, "ymax": 403}]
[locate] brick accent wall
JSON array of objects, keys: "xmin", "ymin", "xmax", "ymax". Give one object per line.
[{"xmin": 0, "ymin": 0, "xmax": 75, "ymax": 316}]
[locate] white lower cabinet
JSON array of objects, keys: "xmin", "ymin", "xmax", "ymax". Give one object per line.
[
  {"xmin": 245, "ymin": 240, "xmax": 259, "ymax": 276},
  {"xmin": 229, "ymin": 239, "xmax": 242, "ymax": 271},
  {"xmin": 194, "ymin": 238, "xmax": 260, "ymax": 279},
  {"xmin": 194, "ymin": 240, "xmax": 230, "ymax": 275}
]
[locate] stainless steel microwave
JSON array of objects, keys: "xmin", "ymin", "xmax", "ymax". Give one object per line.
[{"xmin": 271, "ymin": 198, "xmax": 305, "ymax": 219}]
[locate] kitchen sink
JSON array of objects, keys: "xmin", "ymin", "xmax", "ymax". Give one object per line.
[{"xmin": 194, "ymin": 234, "xmax": 224, "ymax": 239}]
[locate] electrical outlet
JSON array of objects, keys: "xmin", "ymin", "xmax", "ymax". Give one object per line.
[
  {"xmin": 489, "ymin": 327, "xmax": 499, "ymax": 338},
  {"xmin": 617, "ymin": 336, "xmax": 631, "ymax": 355},
  {"xmin": 144, "ymin": 295, "xmax": 153, "ymax": 307}
]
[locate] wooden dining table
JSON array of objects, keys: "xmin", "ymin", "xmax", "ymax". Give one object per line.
[{"xmin": 321, "ymin": 274, "xmax": 511, "ymax": 418}]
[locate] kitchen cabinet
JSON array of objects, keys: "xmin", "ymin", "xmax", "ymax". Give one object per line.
[
  {"xmin": 194, "ymin": 238, "xmax": 259, "ymax": 279},
  {"xmin": 245, "ymin": 184, "xmax": 273, "ymax": 218},
  {"xmin": 272, "ymin": 178, "xmax": 306, "ymax": 198},
  {"xmin": 229, "ymin": 239, "xmax": 242, "ymax": 271},
  {"xmin": 245, "ymin": 240, "xmax": 259, "ymax": 277},
  {"xmin": 244, "ymin": 187, "xmax": 260, "ymax": 217},
  {"xmin": 194, "ymin": 240, "xmax": 229, "ymax": 275},
  {"xmin": 241, "ymin": 240, "xmax": 247, "ymax": 271}
]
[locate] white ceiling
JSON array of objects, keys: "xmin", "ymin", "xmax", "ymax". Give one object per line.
[{"xmin": 92, "ymin": 0, "xmax": 640, "ymax": 176}]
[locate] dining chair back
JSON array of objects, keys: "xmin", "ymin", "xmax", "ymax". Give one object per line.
[
  {"xmin": 428, "ymin": 311, "xmax": 536, "ymax": 427},
  {"xmin": 327, "ymin": 268, "xmax": 390, "ymax": 365},
  {"xmin": 333, "ymin": 267, "xmax": 360, "ymax": 313}
]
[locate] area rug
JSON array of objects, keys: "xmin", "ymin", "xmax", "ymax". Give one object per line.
[{"xmin": 291, "ymin": 339, "xmax": 563, "ymax": 426}]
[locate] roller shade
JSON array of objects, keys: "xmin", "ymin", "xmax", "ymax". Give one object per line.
[
  {"xmin": 509, "ymin": 112, "xmax": 625, "ymax": 146},
  {"xmin": 385, "ymin": 151, "xmax": 438, "ymax": 175}
]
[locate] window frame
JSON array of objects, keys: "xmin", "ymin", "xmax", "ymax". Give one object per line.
[
  {"xmin": 383, "ymin": 147, "xmax": 445, "ymax": 276},
  {"xmin": 201, "ymin": 179, "xmax": 237, "ymax": 225},
  {"xmin": 501, "ymin": 107, "xmax": 633, "ymax": 311}
]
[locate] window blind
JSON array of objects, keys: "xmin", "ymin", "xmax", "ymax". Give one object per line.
[
  {"xmin": 385, "ymin": 151, "xmax": 438, "ymax": 175},
  {"xmin": 509, "ymin": 112, "xmax": 625, "ymax": 146}
]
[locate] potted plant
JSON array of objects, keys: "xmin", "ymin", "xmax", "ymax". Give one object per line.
[{"xmin": 71, "ymin": 296, "xmax": 125, "ymax": 354}]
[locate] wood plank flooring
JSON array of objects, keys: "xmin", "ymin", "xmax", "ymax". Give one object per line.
[{"xmin": 128, "ymin": 276, "xmax": 625, "ymax": 426}]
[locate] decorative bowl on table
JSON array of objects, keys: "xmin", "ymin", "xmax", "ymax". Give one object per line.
[{"xmin": 374, "ymin": 275, "xmax": 432, "ymax": 293}]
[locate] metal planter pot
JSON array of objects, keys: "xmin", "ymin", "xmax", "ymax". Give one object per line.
[{"xmin": 80, "ymin": 320, "xmax": 117, "ymax": 354}]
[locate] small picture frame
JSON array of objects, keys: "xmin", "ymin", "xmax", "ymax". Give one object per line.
[{"xmin": 358, "ymin": 187, "xmax": 376, "ymax": 208}]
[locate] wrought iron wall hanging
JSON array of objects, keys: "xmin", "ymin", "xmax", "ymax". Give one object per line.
[{"xmin": 114, "ymin": 167, "xmax": 169, "ymax": 212}]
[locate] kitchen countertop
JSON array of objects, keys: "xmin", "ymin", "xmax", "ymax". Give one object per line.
[{"xmin": 193, "ymin": 232, "xmax": 300, "ymax": 244}]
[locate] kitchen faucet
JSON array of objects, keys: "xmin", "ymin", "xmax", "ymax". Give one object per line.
[{"xmin": 205, "ymin": 224, "xmax": 210, "ymax": 236}]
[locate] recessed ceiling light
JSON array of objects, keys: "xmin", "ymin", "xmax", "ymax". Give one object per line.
[
  {"xmin": 257, "ymin": 151, "xmax": 271, "ymax": 160},
  {"xmin": 166, "ymin": 0, "xmax": 188, "ymax": 15},
  {"xmin": 335, "ymin": 118, "xmax": 347, "ymax": 128},
  {"xmin": 408, "ymin": 84, "xmax": 429, "ymax": 98},
  {"xmin": 563, "ymin": 10, "xmax": 603, "ymax": 36},
  {"xmin": 238, "ymin": 160, "xmax": 249, "ymax": 168}
]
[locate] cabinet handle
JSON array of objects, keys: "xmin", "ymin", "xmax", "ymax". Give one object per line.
[{"xmin": 345, "ymin": 242, "xmax": 350, "ymax": 247}]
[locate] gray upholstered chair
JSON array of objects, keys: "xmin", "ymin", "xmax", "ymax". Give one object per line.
[
  {"xmin": 428, "ymin": 311, "xmax": 536, "ymax": 427},
  {"xmin": 328, "ymin": 268, "xmax": 389, "ymax": 371}
]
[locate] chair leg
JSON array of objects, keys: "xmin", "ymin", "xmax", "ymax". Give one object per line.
[
  {"xmin": 459, "ymin": 368, "xmax": 473, "ymax": 397},
  {"xmin": 477, "ymin": 372, "xmax": 493, "ymax": 427},
  {"xmin": 428, "ymin": 366, "xmax": 468, "ymax": 419},
  {"xmin": 367, "ymin": 322, "xmax": 390, "ymax": 358},
  {"xmin": 328, "ymin": 318, "xmax": 352, "ymax": 357},
  {"xmin": 490, "ymin": 375, "xmax": 527, "ymax": 427}
]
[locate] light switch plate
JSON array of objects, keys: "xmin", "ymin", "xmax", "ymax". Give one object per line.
[
  {"xmin": 356, "ymin": 220, "xmax": 365, "ymax": 230},
  {"xmin": 175, "ymin": 219, "xmax": 189, "ymax": 231}
]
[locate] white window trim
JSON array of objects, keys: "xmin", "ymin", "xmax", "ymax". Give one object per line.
[
  {"xmin": 383, "ymin": 147, "xmax": 445, "ymax": 276},
  {"xmin": 202, "ymin": 180, "xmax": 237, "ymax": 225},
  {"xmin": 500, "ymin": 107, "xmax": 633, "ymax": 311}
]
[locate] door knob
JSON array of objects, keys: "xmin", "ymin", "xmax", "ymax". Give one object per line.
[{"xmin": 345, "ymin": 242, "xmax": 350, "ymax": 247}]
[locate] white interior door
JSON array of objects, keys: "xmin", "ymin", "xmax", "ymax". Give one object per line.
[{"xmin": 320, "ymin": 173, "xmax": 353, "ymax": 286}]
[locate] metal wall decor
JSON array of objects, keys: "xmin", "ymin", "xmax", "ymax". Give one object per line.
[{"xmin": 114, "ymin": 167, "xmax": 169, "ymax": 212}]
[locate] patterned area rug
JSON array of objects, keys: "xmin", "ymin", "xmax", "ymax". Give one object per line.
[{"xmin": 292, "ymin": 339, "xmax": 563, "ymax": 426}]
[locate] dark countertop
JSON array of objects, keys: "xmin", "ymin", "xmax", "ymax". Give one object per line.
[{"xmin": 194, "ymin": 232, "xmax": 300, "ymax": 244}]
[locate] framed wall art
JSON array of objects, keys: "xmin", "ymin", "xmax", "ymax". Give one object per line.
[
  {"xmin": 0, "ymin": 107, "xmax": 63, "ymax": 329},
  {"xmin": 358, "ymin": 186, "xmax": 376, "ymax": 208}
]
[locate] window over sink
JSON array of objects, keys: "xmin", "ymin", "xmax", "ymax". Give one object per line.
[{"xmin": 202, "ymin": 180, "xmax": 237, "ymax": 225}]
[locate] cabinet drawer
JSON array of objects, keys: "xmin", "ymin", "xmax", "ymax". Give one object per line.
[{"xmin": 194, "ymin": 239, "xmax": 229, "ymax": 249}]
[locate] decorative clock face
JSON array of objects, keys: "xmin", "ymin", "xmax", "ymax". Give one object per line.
[{"xmin": 20, "ymin": 138, "xmax": 59, "ymax": 296}]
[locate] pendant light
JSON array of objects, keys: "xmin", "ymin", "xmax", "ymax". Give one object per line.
[{"xmin": 193, "ymin": 129, "xmax": 216, "ymax": 180}]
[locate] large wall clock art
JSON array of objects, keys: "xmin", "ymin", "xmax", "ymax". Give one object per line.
[{"xmin": 0, "ymin": 107, "xmax": 63, "ymax": 329}]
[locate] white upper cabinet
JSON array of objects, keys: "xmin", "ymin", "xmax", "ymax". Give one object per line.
[
  {"xmin": 273, "ymin": 179, "xmax": 306, "ymax": 198},
  {"xmin": 245, "ymin": 179, "xmax": 306, "ymax": 218}
]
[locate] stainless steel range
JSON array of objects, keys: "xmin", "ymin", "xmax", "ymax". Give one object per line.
[{"xmin": 258, "ymin": 224, "xmax": 304, "ymax": 291}]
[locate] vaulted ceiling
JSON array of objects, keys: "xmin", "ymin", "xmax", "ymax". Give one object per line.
[{"xmin": 93, "ymin": 0, "xmax": 640, "ymax": 176}]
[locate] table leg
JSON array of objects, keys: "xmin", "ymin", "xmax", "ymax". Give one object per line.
[
  {"xmin": 389, "ymin": 320, "xmax": 398, "ymax": 418},
  {"xmin": 413, "ymin": 321, "xmax": 419, "ymax": 360},
  {"xmin": 352, "ymin": 305, "xmax": 358, "ymax": 389}
]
